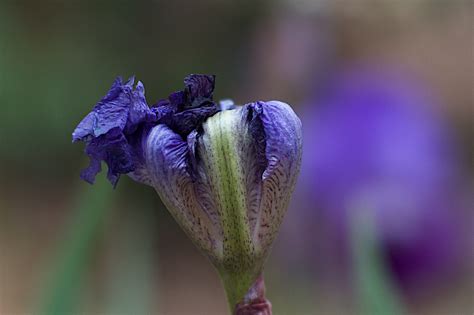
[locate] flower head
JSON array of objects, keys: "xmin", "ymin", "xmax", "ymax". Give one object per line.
[{"xmin": 73, "ymin": 74, "xmax": 302, "ymax": 303}]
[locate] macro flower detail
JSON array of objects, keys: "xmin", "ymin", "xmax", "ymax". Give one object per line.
[
  {"xmin": 73, "ymin": 74, "xmax": 303, "ymax": 312},
  {"xmin": 72, "ymin": 76, "xmax": 158, "ymax": 186}
]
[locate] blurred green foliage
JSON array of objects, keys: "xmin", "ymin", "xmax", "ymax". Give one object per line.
[
  {"xmin": 38, "ymin": 175, "xmax": 113, "ymax": 315},
  {"xmin": 351, "ymin": 209, "xmax": 405, "ymax": 315},
  {"xmin": 0, "ymin": 0, "xmax": 266, "ymax": 178}
]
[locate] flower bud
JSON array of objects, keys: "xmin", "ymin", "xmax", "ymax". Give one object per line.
[{"xmin": 73, "ymin": 74, "xmax": 302, "ymax": 307}]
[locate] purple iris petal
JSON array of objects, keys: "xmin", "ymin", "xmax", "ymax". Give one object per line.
[
  {"xmin": 183, "ymin": 74, "xmax": 215, "ymax": 108},
  {"xmin": 81, "ymin": 127, "xmax": 134, "ymax": 186},
  {"xmin": 73, "ymin": 77, "xmax": 157, "ymax": 186},
  {"xmin": 124, "ymin": 81, "xmax": 157, "ymax": 134},
  {"xmin": 245, "ymin": 101, "xmax": 303, "ymax": 249},
  {"xmin": 144, "ymin": 124, "xmax": 222, "ymax": 261},
  {"xmin": 169, "ymin": 106, "xmax": 219, "ymax": 136},
  {"xmin": 250, "ymin": 101, "xmax": 302, "ymax": 180},
  {"xmin": 72, "ymin": 77, "xmax": 133, "ymax": 141},
  {"xmin": 152, "ymin": 74, "xmax": 219, "ymax": 137},
  {"xmin": 73, "ymin": 74, "xmax": 222, "ymax": 186}
]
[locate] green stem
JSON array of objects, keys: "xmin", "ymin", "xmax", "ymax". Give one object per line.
[
  {"xmin": 219, "ymin": 269, "xmax": 256, "ymax": 312},
  {"xmin": 38, "ymin": 176, "xmax": 113, "ymax": 315},
  {"xmin": 218, "ymin": 269, "xmax": 272, "ymax": 315},
  {"xmin": 350, "ymin": 209, "xmax": 406, "ymax": 315}
]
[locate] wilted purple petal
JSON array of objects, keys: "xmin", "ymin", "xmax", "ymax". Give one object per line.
[
  {"xmin": 80, "ymin": 127, "xmax": 134, "ymax": 187},
  {"xmin": 169, "ymin": 106, "xmax": 219, "ymax": 136},
  {"xmin": 72, "ymin": 77, "xmax": 157, "ymax": 185},
  {"xmin": 168, "ymin": 91, "xmax": 186, "ymax": 108},
  {"xmin": 150, "ymin": 74, "xmax": 219, "ymax": 137},
  {"xmin": 72, "ymin": 77, "xmax": 132, "ymax": 141},
  {"xmin": 124, "ymin": 81, "xmax": 157, "ymax": 133},
  {"xmin": 184, "ymin": 74, "xmax": 215, "ymax": 107}
]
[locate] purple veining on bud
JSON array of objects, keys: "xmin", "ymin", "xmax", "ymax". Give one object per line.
[{"xmin": 72, "ymin": 74, "xmax": 303, "ymax": 311}]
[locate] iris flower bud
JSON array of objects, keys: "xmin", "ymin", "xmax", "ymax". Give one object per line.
[{"xmin": 73, "ymin": 74, "xmax": 302, "ymax": 312}]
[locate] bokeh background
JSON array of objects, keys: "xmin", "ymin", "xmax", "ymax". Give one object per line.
[{"xmin": 0, "ymin": 1, "xmax": 472, "ymax": 314}]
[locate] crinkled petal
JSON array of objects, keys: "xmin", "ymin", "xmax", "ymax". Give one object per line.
[
  {"xmin": 169, "ymin": 91, "xmax": 186, "ymax": 108},
  {"xmin": 151, "ymin": 99, "xmax": 175, "ymax": 124},
  {"xmin": 72, "ymin": 77, "xmax": 133, "ymax": 142},
  {"xmin": 73, "ymin": 77, "xmax": 156, "ymax": 186},
  {"xmin": 125, "ymin": 81, "xmax": 157, "ymax": 133},
  {"xmin": 149, "ymin": 74, "xmax": 219, "ymax": 138},
  {"xmin": 168, "ymin": 106, "xmax": 219, "ymax": 136},
  {"xmin": 81, "ymin": 127, "xmax": 134, "ymax": 187},
  {"xmin": 125, "ymin": 125, "xmax": 154, "ymax": 186},
  {"xmin": 80, "ymin": 155, "xmax": 102, "ymax": 185},
  {"xmin": 184, "ymin": 74, "xmax": 215, "ymax": 108}
]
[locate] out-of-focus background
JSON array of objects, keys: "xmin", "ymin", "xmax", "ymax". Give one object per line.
[{"xmin": 0, "ymin": 1, "xmax": 472, "ymax": 314}]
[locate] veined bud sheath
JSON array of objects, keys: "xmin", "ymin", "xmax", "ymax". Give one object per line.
[{"xmin": 72, "ymin": 74, "xmax": 302, "ymax": 311}]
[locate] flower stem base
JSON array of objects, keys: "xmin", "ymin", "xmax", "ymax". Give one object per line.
[{"xmin": 234, "ymin": 275, "xmax": 272, "ymax": 315}]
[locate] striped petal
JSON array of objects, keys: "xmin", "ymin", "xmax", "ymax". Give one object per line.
[
  {"xmin": 144, "ymin": 124, "xmax": 223, "ymax": 263},
  {"xmin": 248, "ymin": 101, "xmax": 302, "ymax": 253},
  {"xmin": 194, "ymin": 101, "xmax": 302, "ymax": 268}
]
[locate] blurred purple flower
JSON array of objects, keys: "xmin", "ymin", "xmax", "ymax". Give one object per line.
[{"xmin": 297, "ymin": 65, "xmax": 466, "ymax": 295}]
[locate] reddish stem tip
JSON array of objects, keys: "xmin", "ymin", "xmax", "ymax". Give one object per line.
[{"xmin": 235, "ymin": 276, "xmax": 272, "ymax": 315}]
